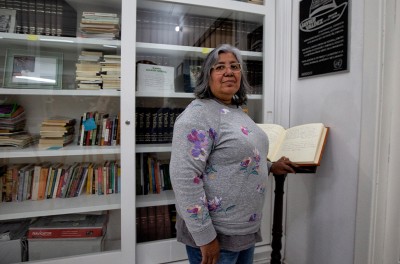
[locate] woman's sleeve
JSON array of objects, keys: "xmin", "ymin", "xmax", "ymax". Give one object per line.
[{"xmin": 169, "ymin": 109, "xmax": 218, "ymax": 246}]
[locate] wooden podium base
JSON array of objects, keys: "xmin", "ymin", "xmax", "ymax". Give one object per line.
[{"xmin": 270, "ymin": 173, "xmax": 287, "ymax": 264}]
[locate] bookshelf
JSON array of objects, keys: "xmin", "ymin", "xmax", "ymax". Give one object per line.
[
  {"xmin": 0, "ymin": 0, "xmax": 275, "ymax": 263},
  {"xmin": 130, "ymin": 0, "xmax": 274, "ymax": 263},
  {"xmin": 0, "ymin": 0, "xmax": 123, "ymax": 263}
]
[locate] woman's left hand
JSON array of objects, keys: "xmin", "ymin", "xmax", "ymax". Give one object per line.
[{"xmin": 270, "ymin": 156, "xmax": 298, "ymax": 175}]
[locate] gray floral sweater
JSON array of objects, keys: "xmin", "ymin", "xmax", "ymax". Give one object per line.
[{"xmin": 170, "ymin": 98, "xmax": 271, "ymax": 247}]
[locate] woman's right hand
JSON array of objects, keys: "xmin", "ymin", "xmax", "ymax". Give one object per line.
[
  {"xmin": 200, "ymin": 238, "xmax": 220, "ymax": 264},
  {"xmin": 270, "ymin": 156, "xmax": 298, "ymax": 175}
]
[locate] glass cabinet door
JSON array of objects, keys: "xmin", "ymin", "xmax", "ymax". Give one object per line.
[
  {"xmin": 0, "ymin": 0, "xmax": 122, "ymax": 262},
  {"xmin": 133, "ymin": 1, "xmax": 270, "ymax": 263}
]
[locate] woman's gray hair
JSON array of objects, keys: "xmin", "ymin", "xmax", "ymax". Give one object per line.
[{"xmin": 194, "ymin": 44, "xmax": 251, "ymax": 106}]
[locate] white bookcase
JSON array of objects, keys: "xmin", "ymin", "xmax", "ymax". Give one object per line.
[{"xmin": 0, "ymin": 0, "xmax": 276, "ymax": 263}]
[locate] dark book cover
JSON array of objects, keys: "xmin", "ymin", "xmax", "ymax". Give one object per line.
[
  {"xmin": 142, "ymin": 154, "xmax": 149, "ymax": 195},
  {"xmin": 136, "ymin": 154, "xmax": 143, "ymax": 195},
  {"xmin": 35, "ymin": 0, "xmax": 45, "ymax": 35},
  {"xmin": 43, "ymin": 0, "xmax": 51, "ymax": 35},
  {"xmin": 163, "ymin": 205, "xmax": 172, "ymax": 239},
  {"xmin": 155, "ymin": 205, "xmax": 165, "ymax": 240},
  {"xmin": 138, "ymin": 207, "xmax": 148, "ymax": 242},
  {"xmin": 136, "ymin": 107, "xmax": 145, "ymax": 144},
  {"xmin": 144, "ymin": 107, "xmax": 153, "ymax": 143},
  {"xmin": 151, "ymin": 108, "xmax": 158, "ymax": 143},
  {"xmin": 147, "ymin": 206, "xmax": 156, "ymax": 241}
]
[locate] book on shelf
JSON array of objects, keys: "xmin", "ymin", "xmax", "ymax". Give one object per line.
[
  {"xmin": 136, "ymin": 205, "xmax": 174, "ymax": 243},
  {"xmin": 38, "ymin": 133, "xmax": 74, "ymax": 149},
  {"xmin": 27, "ymin": 213, "xmax": 108, "ymax": 239},
  {"xmin": 3, "ymin": 0, "xmax": 77, "ymax": 36},
  {"xmin": 257, "ymin": 122, "xmax": 329, "ymax": 167},
  {"xmin": 39, "ymin": 116, "xmax": 76, "ymax": 149},
  {"xmin": 0, "ymin": 133, "xmax": 37, "ymax": 148},
  {"xmin": 77, "ymin": 112, "xmax": 120, "ymax": 146},
  {"xmin": 79, "ymin": 11, "xmax": 120, "ymax": 39},
  {"xmin": 18, "ymin": 164, "xmax": 34, "ymax": 201},
  {"xmin": 41, "ymin": 116, "xmax": 76, "ymax": 127},
  {"xmin": 147, "ymin": 206, "xmax": 157, "ymax": 241},
  {"xmin": 37, "ymin": 162, "xmax": 51, "ymax": 200},
  {"xmin": 135, "ymin": 107, "xmax": 184, "ymax": 144}
]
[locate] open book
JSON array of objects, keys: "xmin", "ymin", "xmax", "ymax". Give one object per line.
[{"xmin": 257, "ymin": 123, "xmax": 328, "ymax": 166}]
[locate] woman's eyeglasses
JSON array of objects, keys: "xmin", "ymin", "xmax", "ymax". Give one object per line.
[{"xmin": 211, "ymin": 63, "xmax": 242, "ymax": 74}]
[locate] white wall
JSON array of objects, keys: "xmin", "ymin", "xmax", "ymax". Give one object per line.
[
  {"xmin": 354, "ymin": 0, "xmax": 400, "ymax": 262},
  {"xmin": 283, "ymin": 1, "xmax": 364, "ymax": 263}
]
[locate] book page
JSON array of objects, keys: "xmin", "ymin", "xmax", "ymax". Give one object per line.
[
  {"xmin": 257, "ymin": 124, "xmax": 286, "ymax": 161},
  {"xmin": 274, "ymin": 123, "xmax": 324, "ymax": 163}
]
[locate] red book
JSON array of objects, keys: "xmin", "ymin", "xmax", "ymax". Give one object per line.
[{"xmin": 27, "ymin": 214, "xmax": 108, "ymax": 239}]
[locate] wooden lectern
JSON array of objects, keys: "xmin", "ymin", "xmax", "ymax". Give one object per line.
[{"xmin": 270, "ymin": 166, "xmax": 317, "ymax": 264}]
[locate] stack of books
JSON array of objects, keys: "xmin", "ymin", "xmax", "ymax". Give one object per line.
[
  {"xmin": 100, "ymin": 55, "xmax": 121, "ymax": 89},
  {"xmin": 79, "ymin": 11, "xmax": 120, "ymax": 40},
  {"xmin": 27, "ymin": 213, "xmax": 108, "ymax": 239},
  {"xmin": 27, "ymin": 213, "xmax": 108, "ymax": 260},
  {"xmin": 0, "ymin": 104, "xmax": 26, "ymax": 133},
  {"xmin": 38, "ymin": 117, "xmax": 76, "ymax": 149},
  {"xmin": 76, "ymin": 50, "xmax": 103, "ymax": 90},
  {"xmin": 0, "ymin": 103, "xmax": 36, "ymax": 148}
]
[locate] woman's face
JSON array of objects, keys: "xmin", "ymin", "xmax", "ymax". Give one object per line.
[{"xmin": 209, "ymin": 52, "xmax": 241, "ymax": 105}]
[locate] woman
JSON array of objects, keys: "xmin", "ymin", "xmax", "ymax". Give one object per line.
[{"xmin": 170, "ymin": 44, "xmax": 296, "ymax": 264}]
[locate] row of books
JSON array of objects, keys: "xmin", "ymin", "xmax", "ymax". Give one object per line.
[
  {"xmin": 136, "ymin": 107, "xmax": 185, "ymax": 144},
  {"xmin": 136, "ymin": 154, "xmax": 172, "ymax": 196},
  {"xmin": 136, "ymin": 204, "xmax": 176, "ymax": 242},
  {"xmin": 0, "ymin": 160, "xmax": 120, "ymax": 203},
  {"xmin": 0, "ymin": 0, "xmax": 77, "ymax": 36},
  {"xmin": 77, "ymin": 111, "xmax": 120, "ymax": 146},
  {"xmin": 136, "ymin": 9, "xmax": 263, "ymax": 51}
]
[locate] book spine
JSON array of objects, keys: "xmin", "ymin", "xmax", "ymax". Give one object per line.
[
  {"xmin": 16, "ymin": 170, "xmax": 25, "ymax": 202},
  {"xmin": 55, "ymin": 0, "xmax": 62, "ymax": 36},
  {"xmin": 164, "ymin": 205, "xmax": 172, "ymax": 238},
  {"xmin": 55, "ymin": 167, "xmax": 66, "ymax": 198},
  {"xmin": 37, "ymin": 166, "xmax": 49, "ymax": 200},
  {"xmin": 30, "ymin": 165, "xmax": 42, "ymax": 201},
  {"xmin": 35, "ymin": 0, "xmax": 45, "ymax": 35},
  {"xmin": 138, "ymin": 207, "xmax": 148, "ymax": 242},
  {"xmin": 44, "ymin": 166, "xmax": 54, "ymax": 199},
  {"xmin": 91, "ymin": 112, "xmax": 99, "ymax": 146},
  {"xmin": 111, "ymin": 114, "xmax": 119, "ymax": 146},
  {"xmin": 137, "ymin": 107, "xmax": 145, "ymax": 144},
  {"xmin": 147, "ymin": 206, "xmax": 156, "ymax": 241},
  {"xmin": 28, "ymin": 0, "xmax": 36, "ymax": 34},
  {"xmin": 27, "ymin": 227, "xmax": 104, "ymax": 239},
  {"xmin": 23, "ymin": 168, "xmax": 33, "ymax": 201},
  {"xmin": 43, "ymin": 0, "xmax": 51, "ymax": 35},
  {"xmin": 11, "ymin": 0, "xmax": 23, "ymax": 34},
  {"xmin": 151, "ymin": 109, "xmax": 158, "ymax": 143},
  {"xmin": 156, "ymin": 205, "xmax": 165, "ymax": 239},
  {"xmin": 50, "ymin": 0, "xmax": 57, "ymax": 35},
  {"xmin": 77, "ymin": 115, "xmax": 83, "ymax": 145},
  {"xmin": 144, "ymin": 108, "xmax": 152, "ymax": 143}
]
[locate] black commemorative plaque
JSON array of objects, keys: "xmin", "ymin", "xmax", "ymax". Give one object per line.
[{"xmin": 299, "ymin": 0, "xmax": 349, "ymax": 78}]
